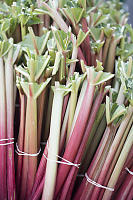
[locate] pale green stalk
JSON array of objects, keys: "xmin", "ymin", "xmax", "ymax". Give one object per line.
[
  {"xmin": 37, "ymin": 66, "xmax": 52, "ymax": 148},
  {"xmin": 21, "ymin": 21, "xmax": 26, "ymax": 41},
  {"xmin": 66, "ymin": 79, "xmax": 81, "ymax": 143},
  {"xmin": 103, "ymin": 37, "xmax": 111, "ymax": 66},
  {"xmin": 37, "ymin": 81, "xmax": 47, "ymax": 148},
  {"xmin": 103, "ymin": 124, "xmax": 133, "ymax": 200},
  {"xmin": 84, "ymin": 104, "xmax": 105, "ymax": 152},
  {"xmin": 44, "ymin": 77, "xmax": 55, "ymax": 141},
  {"xmin": 116, "ymin": 84, "xmax": 125, "ymax": 105},
  {"xmin": 68, "ymin": 42, "xmax": 78, "ymax": 78},
  {"xmin": 44, "ymin": 52, "xmax": 61, "ymax": 140},
  {"xmin": 60, "ymin": 99, "xmax": 70, "ymax": 152},
  {"xmin": 113, "ymin": 79, "xmax": 120, "ymax": 92},
  {"xmin": 105, "ymin": 37, "xmax": 121, "ymax": 73},
  {"xmin": 83, "ymin": 114, "xmax": 106, "ymax": 170},
  {"xmin": 42, "ymin": 83, "xmax": 68, "ymax": 200},
  {"xmin": 80, "ymin": 104, "xmax": 105, "ymax": 173},
  {"xmin": 117, "ymin": 57, "xmax": 132, "ymax": 105}
]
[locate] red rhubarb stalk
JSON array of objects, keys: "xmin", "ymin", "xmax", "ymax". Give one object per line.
[
  {"xmin": 81, "ymin": 18, "xmax": 91, "ymax": 65},
  {"xmin": 115, "ymin": 166, "xmax": 133, "ymax": 200},
  {"xmin": 127, "ymin": 185, "xmax": 133, "ymax": 200},
  {"xmin": 54, "ymin": 68, "xmax": 100, "ymax": 197},
  {"xmin": 0, "ymin": 57, "xmax": 7, "ymax": 200},
  {"xmin": 59, "ymin": 85, "xmax": 105, "ymax": 200},
  {"xmin": 90, "ymin": 105, "xmax": 133, "ymax": 200},
  {"xmin": 31, "ymin": 144, "xmax": 48, "ymax": 198},
  {"xmin": 5, "ymin": 48, "xmax": 16, "ymax": 200},
  {"xmin": 102, "ymin": 125, "xmax": 133, "ymax": 200}
]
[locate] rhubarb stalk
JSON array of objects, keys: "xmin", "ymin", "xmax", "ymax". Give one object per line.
[
  {"xmin": 42, "ymin": 82, "xmax": 71, "ymax": 200},
  {"xmin": 0, "ymin": 57, "xmax": 7, "ymax": 200}
]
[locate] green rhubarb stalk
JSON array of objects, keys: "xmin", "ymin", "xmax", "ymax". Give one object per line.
[
  {"xmin": 28, "ymin": 27, "xmax": 39, "ymax": 55},
  {"xmin": 60, "ymin": 99, "xmax": 70, "ymax": 153},
  {"xmin": 0, "ymin": 57, "xmax": 7, "ymax": 200},
  {"xmin": 105, "ymin": 36, "xmax": 121, "ymax": 73},
  {"xmin": 117, "ymin": 57, "xmax": 132, "ymax": 105},
  {"xmin": 80, "ymin": 104, "xmax": 105, "ymax": 173},
  {"xmin": 102, "ymin": 27, "xmax": 114, "ymax": 67},
  {"xmin": 102, "ymin": 125, "xmax": 133, "ymax": 200},
  {"xmin": 103, "ymin": 37, "xmax": 111, "ymax": 66},
  {"xmin": 38, "ymin": 13, "xmax": 44, "ymax": 36},
  {"xmin": 42, "ymin": 82, "xmax": 71, "ymax": 200},
  {"xmin": 21, "ymin": 21, "xmax": 26, "ymax": 41},
  {"xmin": 66, "ymin": 73, "xmax": 83, "ymax": 143},
  {"xmin": 68, "ymin": 41, "xmax": 78, "ymax": 78},
  {"xmin": 84, "ymin": 104, "xmax": 105, "ymax": 152},
  {"xmin": 43, "ymin": 52, "xmax": 61, "ymax": 140},
  {"xmin": 116, "ymin": 84, "xmax": 125, "ymax": 105},
  {"xmin": 37, "ymin": 66, "xmax": 52, "ymax": 148},
  {"xmin": 83, "ymin": 114, "xmax": 106, "ymax": 171},
  {"xmin": 43, "ymin": 78, "xmax": 55, "ymax": 141},
  {"xmin": 66, "ymin": 81, "xmax": 78, "ymax": 142}
]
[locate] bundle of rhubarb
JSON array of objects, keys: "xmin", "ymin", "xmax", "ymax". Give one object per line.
[{"xmin": 0, "ymin": 0, "xmax": 132, "ymax": 200}]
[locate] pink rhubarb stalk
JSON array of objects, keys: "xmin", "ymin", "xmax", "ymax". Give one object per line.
[
  {"xmin": 54, "ymin": 68, "xmax": 98, "ymax": 197},
  {"xmin": 0, "ymin": 57, "xmax": 7, "ymax": 200}
]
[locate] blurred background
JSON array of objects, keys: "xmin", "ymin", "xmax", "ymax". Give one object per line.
[{"xmin": 124, "ymin": 0, "xmax": 133, "ymax": 26}]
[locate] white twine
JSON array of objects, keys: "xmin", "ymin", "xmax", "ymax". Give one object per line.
[
  {"xmin": 125, "ymin": 167, "xmax": 133, "ymax": 175},
  {"xmin": 43, "ymin": 142, "xmax": 80, "ymax": 168},
  {"xmin": 15, "ymin": 143, "xmax": 41, "ymax": 157},
  {"xmin": 43, "ymin": 153, "xmax": 80, "ymax": 168},
  {"xmin": 0, "ymin": 138, "xmax": 14, "ymax": 146},
  {"xmin": 85, "ymin": 173, "xmax": 114, "ymax": 192}
]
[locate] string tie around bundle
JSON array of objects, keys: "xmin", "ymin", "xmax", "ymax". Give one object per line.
[
  {"xmin": 15, "ymin": 143, "xmax": 41, "ymax": 157},
  {"xmin": 43, "ymin": 153, "xmax": 80, "ymax": 168},
  {"xmin": 43, "ymin": 142, "xmax": 80, "ymax": 168},
  {"xmin": 0, "ymin": 138, "xmax": 14, "ymax": 146},
  {"xmin": 125, "ymin": 167, "xmax": 133, "ymax": 175},
  {"xmin": 85, "ymin": 173, "xmax": 114, "ymax": 192}
]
